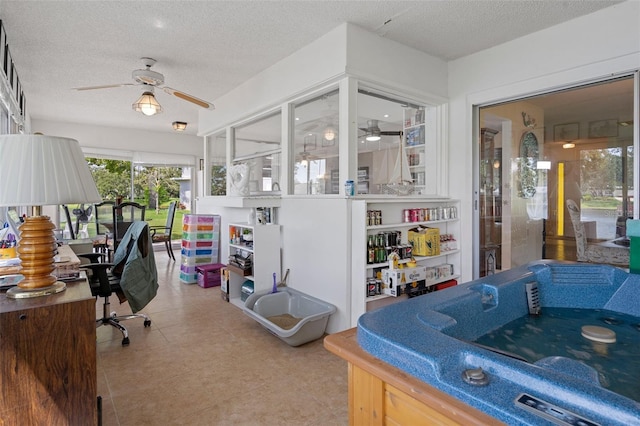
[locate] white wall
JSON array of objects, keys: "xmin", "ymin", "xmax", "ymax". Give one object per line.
[
  {"xmin": 278, "ymin": 197, "xmax": 350, "ymax": 334},
  {"xmin": 448, "ymin": 1, "xmax": 640, "ymax": 281},
  {"xmin": 345, "ymin": 24, "xmax": 448, "ymax": 103},
  {"xmin": 198, "ymin": 23, "xmax": 448, "ymax": 136},
  {"xmin": 198, "ymin": 24, "xmax": 349, "ymax": 135},
  {"xmin": 32, "ymin": 118, "xmax": 203, "ymax": 158}
]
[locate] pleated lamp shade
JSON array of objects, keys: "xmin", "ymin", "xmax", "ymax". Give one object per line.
[
  {"xmin": 0, "ymin": 134, "xmax": 101, "ymax": 207},
  {"xmin": 0, "ymin": 134, "xmax": 102, "ymax": 297}
]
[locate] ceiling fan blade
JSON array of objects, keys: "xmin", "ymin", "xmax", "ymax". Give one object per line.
[
  {"xmin": 73, "ymin": 83, "xmax": 134, "ymax": 91},
  {"xmin": 163, "ymin": 87, "xmax": 214, "ymax": 110},
  {"xmin": 381, "ymin": 131, "xmax": 402, "ymax": 136}
]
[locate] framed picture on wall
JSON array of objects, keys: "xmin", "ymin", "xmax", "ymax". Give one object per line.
[
  {"xmin": 588, "ymin": 119, "xmax": 618, "ymax": 138},
  {"xmin": 553, "ymin": 122, "xmax": 579, "ymax": 141}
]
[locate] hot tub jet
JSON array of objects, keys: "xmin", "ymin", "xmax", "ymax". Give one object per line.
[{"xmin": 525, "ymin": 281, "xmax": 541, "ymax": 316}]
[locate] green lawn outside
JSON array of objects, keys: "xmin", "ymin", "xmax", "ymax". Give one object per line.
[{"xmin": 581, "ymin": 197, "xmax": 620, "ymax": 209}]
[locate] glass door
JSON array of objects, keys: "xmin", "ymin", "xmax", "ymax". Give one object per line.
[{"xmin": 477, "ymin": 76, "xmax": 636, "ymax": 277}]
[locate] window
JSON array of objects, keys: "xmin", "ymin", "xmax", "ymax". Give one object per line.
[
  {"xmin": 357, "ymin": 88, "xmax": 428, "ymax": 195},
  {"xmin": 207, "ymin": 131, "xmax": 227, "ymax": 195},
  {"xmin": 292, "ymin": 89, "xmax": 339, "ymax": 195},
  {"xmin": 233, "ymin": 112, "xmax": 282, "ymax": 194}
]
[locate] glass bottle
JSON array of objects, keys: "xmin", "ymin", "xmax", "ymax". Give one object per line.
[{"xmin": 367, "ymin": 235, "xmax": 375, "ymax": 264}]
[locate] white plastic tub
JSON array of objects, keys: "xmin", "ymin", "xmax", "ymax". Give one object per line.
[{"xmin": 243, "ymin": 287, "xmax": 337, "ymax": 346}]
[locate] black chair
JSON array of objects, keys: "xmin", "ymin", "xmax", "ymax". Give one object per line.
[
  {"xmin": 112, "ymin": 201, "xmax": 146, "ymax": 254},
  {"xmin": 80, "ymin": 222, "xmax": 157, "ymax": 346},
  {"xmin": 93, "ymin": 201, "xmax": 115, "ymax": 255},
  {"xmin": 149, "ymin": 201, "xmax": 177, "ymax": 260}
]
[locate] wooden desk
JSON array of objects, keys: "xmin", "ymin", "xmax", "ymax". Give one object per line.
[
  {"xmin": 0, "ymin": 275, "xmax": 97, "ymax": 424},
  {"xmin": 324, "ymin": 328, "xmax": 501, "ymax": 425}
]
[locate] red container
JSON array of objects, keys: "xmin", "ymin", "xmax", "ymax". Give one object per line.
[
  {"xmin": 435, "ymin": 279, "xmax": 457, "ymax": 291},
  {"xmin": 196, "ymin": 263, "xmax": 225, "ymax": 288}
]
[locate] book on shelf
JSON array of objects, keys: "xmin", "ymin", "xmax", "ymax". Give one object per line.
[{"xmin": 405, "ymin": 126, "xmax": 424, "ymax": 146}]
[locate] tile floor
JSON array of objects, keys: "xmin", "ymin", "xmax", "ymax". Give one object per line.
[{"xmin": 96, "ymin": 250, "xmax": 348, "ymax": 426}]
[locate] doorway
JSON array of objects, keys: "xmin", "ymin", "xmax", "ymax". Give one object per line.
[{"xmin": 477, "ymin": 76, "xmax": 636, "ymax": 277}]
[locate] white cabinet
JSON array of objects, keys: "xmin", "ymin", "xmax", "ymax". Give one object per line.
[
  {"xmin": 350, "ymin": 198, "xmax": 460, "ymax": 324},
  {"xmin": 226, "ymin": 223, "xmax": 281, "ymax": 308}
]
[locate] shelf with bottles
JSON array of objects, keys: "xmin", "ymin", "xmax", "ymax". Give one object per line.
[
  {"xmin": 365, "ymin": 249, "xmax": 460, "ymax": 270},
  {"xmin": 351, "ymin": 198, "xmax": 461, "ymax": 324},
  {"xmin": 366, "ymin": 205, "xmax": 458, "ymax": 231}
]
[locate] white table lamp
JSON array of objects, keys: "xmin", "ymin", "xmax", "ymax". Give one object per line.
[{"xmin": 0, "ymin": 134, "xmax": 101, "ymax": 298}]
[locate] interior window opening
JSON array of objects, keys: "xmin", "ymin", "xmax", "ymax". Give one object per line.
[
  {"xmin": 292, "ymin": 89, "xmax": 339, "ymax": 195},
  {"xmin": 357, "ymin": 88, "xmax": 431, "ymax": 195},
  {"xmin": 232, "ymin": 112, "xmax": 282, "ymax": 196}
]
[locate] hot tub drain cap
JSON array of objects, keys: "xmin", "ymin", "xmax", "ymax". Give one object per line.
[{"xmin": 581, "ymin": 325, "xmax": 616, "ymax": 343}]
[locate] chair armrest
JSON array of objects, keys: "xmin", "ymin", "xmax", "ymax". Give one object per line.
[
  {"xmin": 80, "ymin": 262, "xmax": 115, "ymax": 274},
  {"xmin": 77, "ymin": 252, "xmax": 107, "ymax": 263},
  {"xmin": 80, "ymin": 262, "xmax": 117, "ymax": 296},
  {"xmin": 148, "ymin": 225, "xmax": 170, "ymax": 238}
]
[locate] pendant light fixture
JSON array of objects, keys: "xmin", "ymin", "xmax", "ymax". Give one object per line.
[
  {"xmin": 132, "ymin": 88, "xmax": 162, "ymax": 116},
  {"xmin": 323, "ymin": 127, "xmax": 336, "ymax": 141}
]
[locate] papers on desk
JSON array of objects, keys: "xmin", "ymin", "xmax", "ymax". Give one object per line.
[
  {"xmin": 0, "ymin": 274, "xmax": 23, "ymax": 289},
  {"xmin": 0, "ymin": 257, "xmax": 20, "ymax": 267}
]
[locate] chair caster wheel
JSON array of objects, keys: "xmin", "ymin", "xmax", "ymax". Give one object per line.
[
  {"xmin": 122, "ymin": 337, "xmax": 130, "ymax": 346},
  {"xmin": 144, "ymin": 320, "xmax": 151, "ymax": 327}
]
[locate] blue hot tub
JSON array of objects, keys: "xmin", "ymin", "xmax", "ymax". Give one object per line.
[{"xmin": 358, "ymin": 261, "xmax": 640, "ymax": 425}]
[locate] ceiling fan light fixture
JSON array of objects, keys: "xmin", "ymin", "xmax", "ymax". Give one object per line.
[
  {"xmin": 172, "ymin": 121, "xmax": 187, "ymax": 131},
  {"xmin": 363, "ymin": 119, "xmax": 382, "ymax": 141},
  {"xmin": 132, "ymin": 90, "xmax": 162, "ymax": 116}
]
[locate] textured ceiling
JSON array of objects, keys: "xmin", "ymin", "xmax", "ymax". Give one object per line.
[{"xmin": 0, "ymin": 0, "xmax": 622, "ymax": 136}]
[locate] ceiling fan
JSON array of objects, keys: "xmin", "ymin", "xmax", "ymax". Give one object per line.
[
  {"xmin": 73, "ymin": 57, "xmax": 214, "ymax": 115},
  {"xmin": 359, "ymin": 119, "xmax": 402, "ymax": 141}
]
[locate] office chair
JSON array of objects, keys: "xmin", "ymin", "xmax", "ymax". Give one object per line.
[
  {"xmin": 149, "ymin": 201, "xmax": 177, "ymax": 260},
  {"xmin": 93, "ymin": 200, "xmax": 115, "ymax": 256},
  {"xmin": 80, "ymin": 221, "xmax": 158, "ymax": 346},
  {"xmin": 566, "ymin": 199, "xmax": 629, "ymax": 267},
  {"xmin": 112, "ymin": 201, "xmax": 146, "ymax": 254}
]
